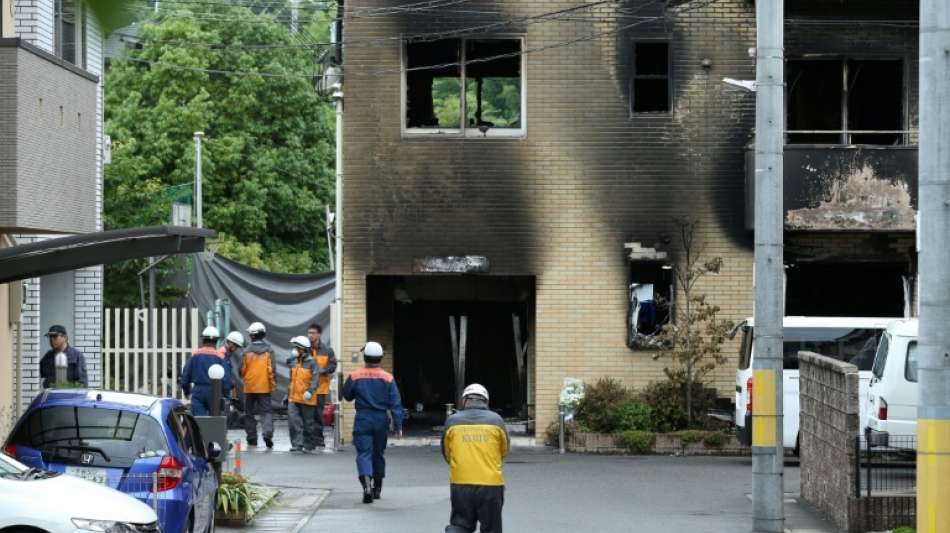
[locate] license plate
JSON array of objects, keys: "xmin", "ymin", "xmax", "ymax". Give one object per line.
[{"xmin": 65, "ymin": 465, "xmax": 108, "ymax": 485}]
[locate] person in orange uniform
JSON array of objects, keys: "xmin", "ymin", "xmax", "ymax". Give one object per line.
[
  {"xmin": 287, "ymin": 335, "xmax": 320, "ymax": 453},
  {"xmin": 307, "ymin": 323, "xmax": 337, "ymax": 449},
  {"xmin": 241, "ymin": 322, "xmax": 277, "ymax": 449}
]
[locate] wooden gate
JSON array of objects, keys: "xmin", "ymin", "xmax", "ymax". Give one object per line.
[{"xmin": 103, "ymin": 308, "xmax": 200, "ymax": 399}]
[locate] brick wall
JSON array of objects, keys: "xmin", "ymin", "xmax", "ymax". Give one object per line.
[
  {"xmin": 799, "ymin": 351, "xmax": 860, "ymax": 532},
  {"xmin": 340, "ymin": 0, "xmax": 919, "ymax": 437}
]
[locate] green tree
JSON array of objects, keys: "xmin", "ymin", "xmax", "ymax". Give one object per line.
[
  {"xmin": 652, "ymin": 219, "xmax": 735, "ymax": 427},
  {"xmin": 104, "ymin": 2, "xmax": 335, "ymax": 308}
]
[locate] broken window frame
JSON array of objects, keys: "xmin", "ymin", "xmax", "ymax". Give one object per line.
[
  {"xmin": 630, "ymin": 38, "xmax": 673, "ymax": 116},
  {"xmin": 785, "ymin": 56, "xmax": 910, "ymax": 146},
  {"xmin": 627, "ymin": 260, "xmax": 675, "ymax": 350},
  {"xmin": 401, "ymin": 35, "xmax": 527, "ymax": 138}
]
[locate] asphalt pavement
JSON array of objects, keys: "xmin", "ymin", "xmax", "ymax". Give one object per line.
[{"xmin": 228, "ymin": 422, "xmax": 837, "ymax": 533}]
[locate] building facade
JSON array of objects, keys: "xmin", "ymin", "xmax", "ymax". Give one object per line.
[
  {"xmin": 339, "ymin": 0, "xmax": 919, "ymax": 437},
  {"xmin": 1, "ymin": 0, "xmax": 104, "ymax": 426}
]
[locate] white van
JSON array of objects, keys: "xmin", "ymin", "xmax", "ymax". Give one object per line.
[
  {"xmin": 866, "ymin": 319, "xmax": 918, "ymax": 447},
  {"xmin": 735, "ymin": 317, "xmax": 889, "ymax": 451}
]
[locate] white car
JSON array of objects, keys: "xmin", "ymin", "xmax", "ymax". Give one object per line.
[
  {"xmin": 0, "ymin": 451, "xmax": 158, "ymax": 533},
  {"xmin": 866, "ymin": 319, "xmax": 918, "ymax": 448},
  {"xmin": 735, "ymin": 316, "xmax": 889, "ymax": 452}
]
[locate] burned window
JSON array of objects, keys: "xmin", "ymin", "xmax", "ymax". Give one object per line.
[
  {"xmin": 628, "ymin": 262, "xmax": 673, "ymax": 348},
  {"xmin": 405, "ymin": 38, "xmax": 523, "ymax": 135},
  {"xmin": 631, "ymin": 41, "xmax": 671, "ymax": 114},
  {"xmin": 787, "ymin": 59, "xmax": 904, "ymax": 145}
]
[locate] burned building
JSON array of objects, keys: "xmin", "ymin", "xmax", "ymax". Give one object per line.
[{"xmin": 338, "ymin": 0, "xmax": 920, "ymax": 438}]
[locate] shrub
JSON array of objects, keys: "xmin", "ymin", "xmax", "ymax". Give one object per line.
[
  {"xmin": 620, "ymin": 430, "xmax": 655, "ymax": 454},
  {"xmin": 672, "ymin": 430, "xmax": 706, "ymax": 446},
  {"xmin": 639, "ymin": 380, "xmax": 720, "ymax": 432},
  {"xmin": 575, "ymin": 378, "xmax": 629, "ymax": 433},
  {"xmin": 702, "ymin": 431, "xmax": 727, "ymax": 448},
  {"xmin": 544, "ymin": 420, "xmax": 580, "ymax": 447},
  {"xmin": 609, "ymin": 400, "xmax": 654, "ymax": 432}
]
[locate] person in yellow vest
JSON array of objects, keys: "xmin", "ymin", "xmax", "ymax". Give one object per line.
[
  {"xmin": 287, "ymin": 335, "xmax": 320, "ymax": 453},
  {"xmin": 241, "ymin": 322, "xmax": 277, "ymax": 449},
  {"xmin": 442, "ymin": 384, "xmax": 509, "ymax": 533},
  {"xmin": 307, "ymin": 323, "xmax": 337, "ymax": 449}
]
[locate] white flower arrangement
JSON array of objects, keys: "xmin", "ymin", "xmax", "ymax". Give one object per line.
[{"xmin": 559, "ymin": 381, "xmax": 585, "ymax": 413}]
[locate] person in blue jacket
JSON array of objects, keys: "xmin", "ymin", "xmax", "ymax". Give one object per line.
[
  {"xmin": 181, "ymin": 326, "xmax": 233, "ymax": 416},
  {"xmin": 342, "ymin": 341, "xmax": 403, "ymax": 504}
]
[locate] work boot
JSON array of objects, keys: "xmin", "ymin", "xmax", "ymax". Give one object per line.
[
  {"xmin": 246, "ymin": 437, "xmax": 258, "ymax": 447},
  {"xmin": 359, "ymin": 476, "xmax": 374, "ymax": 504},
  {"xmin": 264, "ymin": 437, "xmax": 273, "ymax": 449},
  {"xmin": 372, "ymin": 477, "xmax": 383, "ymax": 500}
]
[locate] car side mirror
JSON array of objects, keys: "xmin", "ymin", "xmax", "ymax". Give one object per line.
[{"xmin": 208, "ymin": 441, "xmax": 222, "ymax": 459}]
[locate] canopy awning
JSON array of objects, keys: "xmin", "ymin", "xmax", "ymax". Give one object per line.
[{"xmin": 0, "ymin": 225, "xmax": 215, "ymax": 284}]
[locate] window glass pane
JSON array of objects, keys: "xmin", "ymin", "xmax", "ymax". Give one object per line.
[
  {"xmin": 872, "ymin": 333, "xmax": 890, "ymax": 379},
  {"xmin": 10, "ymin": 406, "xmax": 168, "ymax": 468},
  {"xmin": 406, "ymin": 39, "xmax": 461, "ymax": 129},
  {"xmin": 786, "ymin": 60, "xmax": 843, "ymax": 144},
  {"xmin": 635, "ymin": 42, "xmax": 669, "ymax": 76},
  {"xmin": 60, "ymin": 0, "xmax": 78, "ymax": 65},
  {"xmin": 737, "ymin": 327, "xmax": 753, "ymax": 371},
  {"xmin": 464, "ymin": 39, "xmax": 521, "ymax": 130},
  {"xmin": 781, "ymin": 327, "xmax": 882, "ymax": 370},
  {"xmin": 905, "ymin": 341, "xmax": 918, "ymax": 382},
  {"xmin": 633, "ymin": 79, "xmax": 669, "ymax": 113},
  {"xmin": 848, "ymin": 60, "xmax": 903, "ymax": 145}
]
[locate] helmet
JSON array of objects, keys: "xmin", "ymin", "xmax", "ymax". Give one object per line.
[
  {"xmin": 247, "ymin": 322, "xmax": 266, "ymax": 335},
  {"xmin": 362, "ymin": 341, "xmax": 384, "ymax": 362},
  {"xmin": 290, "ymin": 335, "xmax": 310, "ymax": 350},
  {"xmin": 225, "ymin": 331, "xmax": 245, "ymax": 348},
  {"xmin": 462, "ymin": 383, "xmax": 489, "ymax": 402},
  {"xmin": 201, "ymin": 326, "xmax": 220, "ymax": 339}
]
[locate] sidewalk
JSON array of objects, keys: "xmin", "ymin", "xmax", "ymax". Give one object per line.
[{"xmin": 223, "ymin": 421, "xmax": 837, "ymax": 533}]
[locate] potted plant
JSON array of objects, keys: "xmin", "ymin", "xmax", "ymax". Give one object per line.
[{"xmin": 216, "ymin": 473, "xmax": 252, "ymax": 526}]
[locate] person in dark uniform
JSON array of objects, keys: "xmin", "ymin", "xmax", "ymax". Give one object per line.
[
  {"xmin": 39, "ymin": 325, "xmax": 88, "ymax": 388},
  {"xmin": 442, "ymin": 383, "xmax": 509, "ymax": 533},
  {"xmin": 341, "ymin": 341, "xmax": 403, "ymax": 504},
  {"xmin": 180, "ymin": 326, "xmax": 232, "ymax": 416}
]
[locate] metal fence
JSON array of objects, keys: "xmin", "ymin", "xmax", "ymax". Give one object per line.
[{"xmin": 854, "ymin": 432, "xmax": 917, "ymax": 498}]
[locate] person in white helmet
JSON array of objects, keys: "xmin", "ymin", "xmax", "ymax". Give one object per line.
[
  {"xmin": 180, "ymin": 326, "xmax": 233, "ymax": 416},
  {"xmin": 242, "ymin": 322, "xmax": 277, "ymax": 448},
  {"xmin": 286, "ymin": 335, "xmax": 320, "ymax": 452},
  {"xmin": 342, "ymin": 341, "xmax": 403, "ymax": 504},
  {"xmin": 223, "ymin": 331, "xmax": 246, "ymax": 428},
  {"xmin": 442, "ymin": 383, "xmax": 509, "ymax": 533}
]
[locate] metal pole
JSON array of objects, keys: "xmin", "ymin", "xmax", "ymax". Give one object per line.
[
  {"xmin": 290, "ymin": 0, "xmax": 299, "ymax": 34},
  {"xmin": 194, "ymin": 132, "xmax": 204, "ymax": 229},
  {"xmin": 558, "ymin": 409, "xmax": 566, "ymax": 454},
  {"xmin": 917, "ymin": 2, "xmax": 950, "ymax": 530},
  {"xmin": 333, "ymin": 85, "xmax": 344, "ymax": 411},
  {"xmin": 148, "ymin": 257, "xmax": 156, "ymax": 309},
  {"xmin": 752, "ymin": 0, "xmax": 785, "ymax": 531}
]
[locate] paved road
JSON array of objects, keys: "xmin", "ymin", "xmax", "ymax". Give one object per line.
[{"xmin": 230, "ymin": 424, "xmax": 835, "ymax": 533}]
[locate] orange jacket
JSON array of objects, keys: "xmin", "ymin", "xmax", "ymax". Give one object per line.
[
  {"xmin": 288, "ymin": 353, "xmax": 319, "ymax": 406},
  {"xmin": 240, "ymin": 340, "xmax": 277, "ymax": 394},
  {"xmin": 310, "ymin": 343, "xmax": 337, "ymax": 395}
]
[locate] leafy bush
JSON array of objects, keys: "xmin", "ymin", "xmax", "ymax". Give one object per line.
[
  {"xmin": 639, "ymin": 380, "xmax": 720, "ymax": 432},
  {"xmin": 672, "ymin": 430, "xmax": 706, "ymax": 446},
  {"xmin": 544, "ymin": 420, "xmax": 581, "ymax": 447},
  {"xmin": 609, "ymin": 400, "xmax": 654, "ymax": 432},
  {"xmin": 574, "ymin": 378, "xmax": 629, "ymax": 433},
  {"xmin": 701, "ymin": 431, "xmax": 727, "ymax": 448},
  {"xmin": 620, "ymin": 430, "xmax": 655, "ymax": 454},
  {"xmin": 217, "ymin": 474, "xmax": 252, "ymax": 514}
]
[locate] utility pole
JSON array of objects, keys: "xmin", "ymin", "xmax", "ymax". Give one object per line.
[
  {"xmin": 917, "ymin": 2, "xmax": 950, "ymax": 531},
  {"xmin": 332, "ymin": 83, "xmax": 343, "ymax": 368},
  {"xmin": 290, "ymin": 0, "xmax": 299, "ymax": 34},
  {"xmin": 752, "ymin": 0, "xmax": 784, "ymax": 531},
  {"xmin": 194, "ymin": 131, "xmax": 204, "ymax": 229}
]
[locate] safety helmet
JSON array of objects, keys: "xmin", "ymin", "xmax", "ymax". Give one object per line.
[
  {"xmin": 247, "ymin": 322, "xmax": 266, "ymax": 335},
  {"xmin": 290, "ymin": 335, "xmax": 310, "ymax": 350},
  {"xmin": 362, "ymin": 341, "xmax": 384, "ymax": 362},
  {"xmin": 201, "ymin": 325, "xmax": 220, "ymax": 339},
  {"xmin": 225, "ymin": 331, "xmax": 245, "ymax": 348},
  {"xmin": 462, "ymin": 383, "xmax": 489, "ymax": 402}
]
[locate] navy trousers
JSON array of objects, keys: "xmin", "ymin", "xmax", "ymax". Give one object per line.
[{"xmin": 353, "ymin": 411, "xmax": 389, "ymax": 478}]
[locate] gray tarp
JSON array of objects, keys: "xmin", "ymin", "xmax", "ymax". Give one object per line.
[{"xmin": 189, "ymin": 253, "xmax": 335, "ymax": 406}]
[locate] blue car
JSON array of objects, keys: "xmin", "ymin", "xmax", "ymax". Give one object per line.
[{"xmin": 3, "ymin": 390, "xmax": 218, "ymax": 533}]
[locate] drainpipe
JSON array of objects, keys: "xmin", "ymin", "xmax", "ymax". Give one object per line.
[{"xmin": 332, "ymin": 80, "xmax": 344, "ymax": 448}]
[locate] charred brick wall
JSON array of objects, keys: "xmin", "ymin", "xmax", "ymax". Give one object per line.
[{"xmin": 340, "ymin": 0, "xmax": 917, "ymax": 436}]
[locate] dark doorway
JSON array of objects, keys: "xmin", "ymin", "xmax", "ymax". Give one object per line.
[
  {"xmin": 785, "ymin": 262, "xmax": 906, "ymax": 317},
  {"xmin": 394, "ymin": 300, "xmax": 528, "ymax": 431}
]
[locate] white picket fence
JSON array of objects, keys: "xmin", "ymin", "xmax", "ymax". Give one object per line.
[{"xmin": 103, "ymin": 308, "xmax": 200, "ymax": 399}]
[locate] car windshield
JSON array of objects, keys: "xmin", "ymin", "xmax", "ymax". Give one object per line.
[
  {"xmin": 739, "ymin": 326, "xmax": 883, "ymax": 371},
  {"xmin": 872, "ymin": 333, "xmax": 891, "ymax": 379},
  {"xmin": 10, "ymin": 406, "xmax": 168, "ymax": 468}
]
